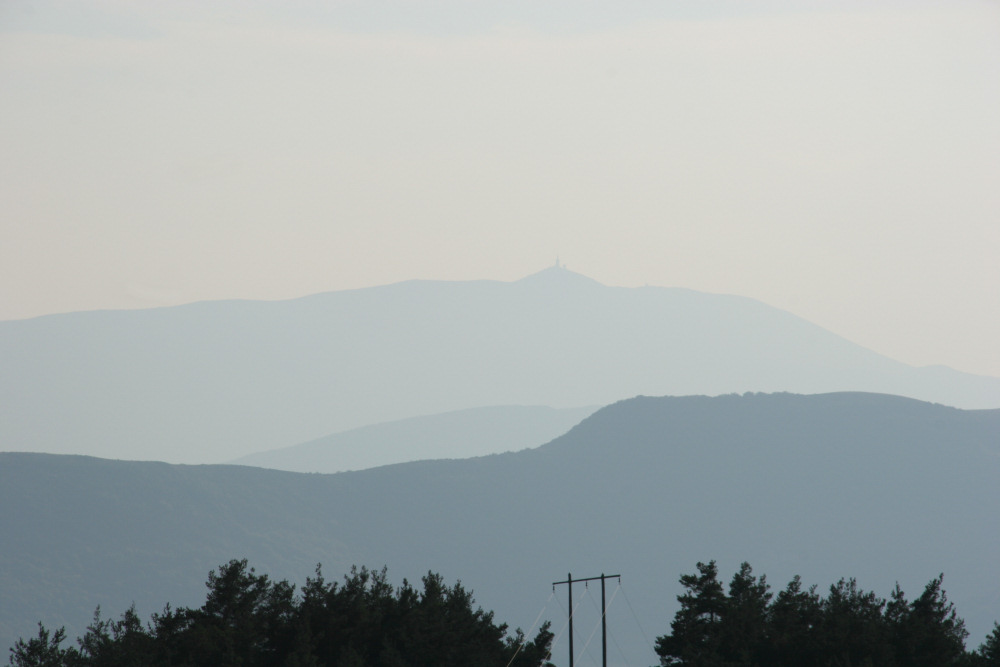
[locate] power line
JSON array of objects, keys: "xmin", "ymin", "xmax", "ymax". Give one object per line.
[
  {"xmin": 550, "ymin": 583, "xmax": 590, "ymax": 665},
  {"xmin": 505, "ymin": 590, "xmax": 554, "ymax": 667},
  {"xmin": 553, "ymin": 573, "xmax": 620, "ymax": 667},
  {"xmin": 576, "ymin": 584, "xmax": 620, "ymax": 665},
  {"xmin": 619, "ymin": 581, "xmax": 655, "ymax": 656}
]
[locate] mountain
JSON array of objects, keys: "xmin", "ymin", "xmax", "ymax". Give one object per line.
[
  {"xmin": 3, "ymin": 392, "xmax": 999, "ymax": 666},
  {"xmin": 232, "ymin": 404, "xmax": 598, "ymax": 473},
  {"xmin": 2, "ymin": 267, "xmax": 1000, "ymax": 463}
]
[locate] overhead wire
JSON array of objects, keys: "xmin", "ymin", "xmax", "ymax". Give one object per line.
[
  {"xmin": 504, "ymin": 589, "xmax": 555, "ymax": 667},
  {"xmin": 574, "ymin": 586, "xmax": 597, "ymax": 665},
  {"xmin": 580, "ymin": 586, "xmax": 609, "ymax": 665},
  {"xmin": 619, "ymin": 581, "xmax": 656, "ymax": 656},
  {"xmin": 607, "ymin": 623, "xmax": 631, "ymax": 667},
  {"xmin": 548, "ymin": 583, "xmax": 590, "ymax": 665},
  {"xmin": 601, "ymin": 584, "xmax": 632, "ymax": 667},
  {"xmin": 580, "ymin": 581, "xmax": 631, "ymax": 667},
  {"xmin": 551, "ymin": 575, "xmax": 648, "ymax": 667},
  {"xmin": 577, "ymin": 582, "xmax": 595, "ymax": 664},
  {"xmin": 575, "ymin": 583, "xmax": 620, "ymax": 665}
]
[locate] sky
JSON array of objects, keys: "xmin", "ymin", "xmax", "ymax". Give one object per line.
[{"xmin": 1, "ymin": 0, "xmax": 998, "ymax": 377}]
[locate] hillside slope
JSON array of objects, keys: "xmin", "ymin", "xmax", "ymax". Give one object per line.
[{"xmin": 3, "ymin": 392, "xmax": 998, "ymax": 666}]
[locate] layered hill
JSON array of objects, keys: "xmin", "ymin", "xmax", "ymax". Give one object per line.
[
  {"xmin": 3, "ymin": 267, "xmax": 999, "ymax": 463},
  {"xmin": 232, "ymin": 404, "xmax": 598, "ymax": 473},
  {"xmin": 3, "ymin": 392, "xmax": 998, "ymax": 666}
]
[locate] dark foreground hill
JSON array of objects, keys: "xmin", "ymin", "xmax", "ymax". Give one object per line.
[
  {"xmin": 4, "ymin": 267, "xmax": 1000, "ymax": 464},
  {"xmin": 2, "ymin": 392, "xmax": 999, "ymax": 666}
]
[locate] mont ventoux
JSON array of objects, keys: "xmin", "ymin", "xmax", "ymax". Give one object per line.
[{"xmin": 2, "ymin": 266, "xmax": 999, "ymax": 466}]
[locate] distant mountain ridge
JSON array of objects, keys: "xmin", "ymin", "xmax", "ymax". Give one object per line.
[
  {"xmin": 2, "ymin": 267, "xmax": 999, "ymax": 463},
  {"xmin": 2, "ymin": 392, "xmax": 998, "ymax": 666},
  {"xmin": 232, "ymin": 404, "xmax": 598, "ymax": 473}
]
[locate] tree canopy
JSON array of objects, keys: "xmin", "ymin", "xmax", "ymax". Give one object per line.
[
  {"xmin": 655, "ymin": 561, "xmax": 995, "ymax": 667},
  {"xmin": 13, "ymin": 559, "xmax": 1000, "ymax": 667},
  {"xmin": 9, "ymin": 561, "xmax": 553, "ymax": 667}
]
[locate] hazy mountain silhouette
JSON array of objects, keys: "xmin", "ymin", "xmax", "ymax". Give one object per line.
[
  {"xmin": 3, "ymin": 267, "xmax": 999, "ymax": 463},
  {"xmin": 3, "ymin": 392, "xmax": 998, "ymax": 666},
  {"xmin": 232, "ymin": 404, "xmax": 597, "ymax": 473}
]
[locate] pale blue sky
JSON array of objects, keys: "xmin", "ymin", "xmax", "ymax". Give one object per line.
[{"xmin": 2, "ymin": 0, "xmax": 998, "ymax": 376}]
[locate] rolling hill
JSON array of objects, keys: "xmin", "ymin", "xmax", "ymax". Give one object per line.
[
  {"xmin": 232, "ymin": 404, "xmax": 597, "ymax": 472},
  {"xmin": 3, "ymin": 392, "xmax": 998, "ymax": 666}
]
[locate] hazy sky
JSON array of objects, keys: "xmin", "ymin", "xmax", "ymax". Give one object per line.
[{"xmin": 2, "ymin": 0, "xmax": 998, "ymax": 377}]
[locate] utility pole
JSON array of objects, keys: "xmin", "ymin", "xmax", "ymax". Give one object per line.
[
  {"xmin": 552, "ymin": 572, "xmax": 620, "ymax": 667},
  {"xmin": 601, "ymin": 573, "xmax": 607, "ymax": 667}
]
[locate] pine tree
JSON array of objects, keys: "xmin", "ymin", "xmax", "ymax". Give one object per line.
[
  {"xmin": 903, "ymin": 575, "xmax": 968, "ymax": 667},
  {"xmin": 8, "ymin": 624, "xmax": 74, "ymax": 667},
  {"xmin": 655, "ymin": 561, "xmax": 727, "ymax": 666},
  {"xmin": 767, "ymin": 575, "xmax": 822, "ymax": 667},
  {"xmin": 719, "ymin": 562, "xmax": 771, "ymax": 667},
  {"xmin": 977, "ymin": 623, "xmax": 1000, "ymax": 666},
  {"xmin": 818, "ymin": 577, "xmax": 893, "ymax": 667}
]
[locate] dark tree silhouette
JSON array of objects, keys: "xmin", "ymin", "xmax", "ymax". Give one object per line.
[
  {"xmin": 655, "ymin": 561, "xmax": 727, "ymax": 666},
  {"xmin": 978, "ymin": 623, "xmax": 1000, "ymax": 666},
  {"xmin": 890, "ymin": 575, "xmax": 968, "ymax": 667},
  {"xmin": 655, "ymin": 561, "xmax": 994, "ymax": 667},
  {"xmin": 718, "ymin": 562, "xmax": 771, "ymax": 666},
  {"xmin": 767, "ymin": 575, "xmax": 822, "ymax": 667},
  {"xmin": 8, "ymin": 624, "xmax": 71, "ymax": 667},
  {"xmin": 10, "ymin": 560, "xmax": 554, "ymax": 667}
]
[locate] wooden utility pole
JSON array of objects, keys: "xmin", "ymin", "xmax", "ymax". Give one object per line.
[{"xmin": 552, "ymin": 572, "xmax": 620, "ymax": 667}]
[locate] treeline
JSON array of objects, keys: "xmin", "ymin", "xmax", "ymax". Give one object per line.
[
  {"xmin": 14, "ymin": 559, "xmax": 1000, "ymax": 667},
  {"xmin": 9, "ymin": 560, "xmax": 554, "ymax": 667},
  {"xmin": 655, "ymin": 561, "xmax": 1000, "ymax": 667}
]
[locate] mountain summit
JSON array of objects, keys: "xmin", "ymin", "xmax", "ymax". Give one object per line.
[{"xmin": 513, "ymin": 264, "xmax": 604, "ymax": 289}]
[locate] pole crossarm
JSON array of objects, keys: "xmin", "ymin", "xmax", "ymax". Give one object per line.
[
  {"xmin": 551, "ymin": 573, "xmax": 621, "ymax": 667},
  {"xmin": 552, "ymin": 574, "xmax": 620, "ymax": 587}
]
